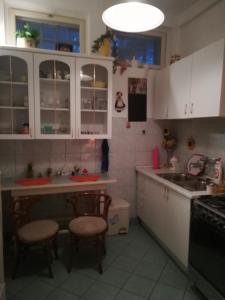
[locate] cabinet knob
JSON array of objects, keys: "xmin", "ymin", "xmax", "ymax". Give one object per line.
[{"xmin": 184, "ymin": 104, "xmax": 187, "ymax": 115}]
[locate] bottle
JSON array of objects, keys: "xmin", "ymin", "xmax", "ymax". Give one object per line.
[
  {"xmin": 170, "ymin": 155, "xmax": 178, "ymax": 170},
  {"xmin": 152, "ymin": 146, "xmax": 159, "ymax": 169},
  {"xmin": 214, "ymin": 159, "xmax": 223, "ymax": 185}
]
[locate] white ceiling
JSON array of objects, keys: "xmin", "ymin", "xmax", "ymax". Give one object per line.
[{"xmin": 148, "ymin": 0, "xmax": 199, "ymax": 15}]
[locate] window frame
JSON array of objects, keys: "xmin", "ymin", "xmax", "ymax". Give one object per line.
[
  {"xmin": 7, "ymin": 8, "xmax": 86, "ymax": 53},
  {"xmin": 114, "ymin": 29, "xmax": 167, "ymax": 69}
]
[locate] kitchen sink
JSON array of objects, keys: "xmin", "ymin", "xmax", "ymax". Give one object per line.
[{"xmin": 157, "ymin": 173, "xmax": 211, "ymax": 191}]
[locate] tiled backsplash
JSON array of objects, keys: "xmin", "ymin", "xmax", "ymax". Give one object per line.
[
  {"xmin": 171, "ymin": 118, "xmax": 225, "ymax": 171},
  {"xmin": 0, "ymin": 117, "xmax": 163, "ymax": 216}
]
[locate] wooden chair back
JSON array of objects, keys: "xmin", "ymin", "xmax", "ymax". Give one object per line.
[
  {"xmin": 67, "ymin": 193, "xmax": 111, "ymax": 221},
  {"xmin": 11, "ymin": 196, "xmax": 40, "ymax": 232}
]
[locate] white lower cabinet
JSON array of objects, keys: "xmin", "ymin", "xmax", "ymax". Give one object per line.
[
  {"xmin": 137, "ymin": 173, "xmax": 190, "ymax": 268},
  {"xmin": 164, "ymin": 188, "xmax": 190, "ymax": 268}
]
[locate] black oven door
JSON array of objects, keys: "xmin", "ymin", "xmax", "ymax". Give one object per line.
[{"xmin": 189, "ymin": 210, "xmax": 225, "ymax": 297}]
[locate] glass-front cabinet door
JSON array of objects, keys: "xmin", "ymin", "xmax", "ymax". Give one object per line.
[
  {"xmin": 76, "ymin": 58, "xmax": 112, "ymax": 139},
  {"xmin": 0, "ymin": 50, "xmax": 34, "ymax": 139},
  {"xmin": 34, "ymin": 54, "xmax": 75, "ymax": 139}
]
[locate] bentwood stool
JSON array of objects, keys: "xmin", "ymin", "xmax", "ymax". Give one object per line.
[
  {"xmin": 67, "ymin": 193, "xmax": 111, "ymax": 274},
  {"xmin": 11, "ymin": 196, "xmax": 59, "ymax": 278}
]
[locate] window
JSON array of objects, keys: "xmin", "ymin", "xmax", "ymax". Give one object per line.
[
  {"xmin": 113, "ymin": 30, "xmax": 166, "ymax": 68},
  {"xmin": 8, "ymin": 9, "xmax": 86, "ymax": 52},
  {"xmin": 16, "ymin": 18, "xmax": 80, "ymax": 52}
]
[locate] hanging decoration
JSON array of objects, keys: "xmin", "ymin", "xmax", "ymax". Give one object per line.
[{"xmin": 115, "ymin": 91, "xmax": 126, "ymax": 112}]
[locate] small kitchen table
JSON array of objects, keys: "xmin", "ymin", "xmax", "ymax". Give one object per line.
[{"xmin": 1, "ymin": 175, "xmax": 116, "ymax": 198}]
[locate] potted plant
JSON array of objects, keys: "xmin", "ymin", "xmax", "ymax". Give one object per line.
[
  {"xmin": 92, "ymin": 30, "xmax": 128, "ymax": 73},
  {"xmin": 92, "ymin": 29, "xmax": 116, "ymax": 56},
  {"xmin": 16, "ymin": 23, "xmax": 39, "ymax": 48}
]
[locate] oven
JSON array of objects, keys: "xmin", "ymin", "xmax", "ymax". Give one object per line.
[{"xmin": 189, "ymin": 197, "xmax": 225, "ymax": 299}]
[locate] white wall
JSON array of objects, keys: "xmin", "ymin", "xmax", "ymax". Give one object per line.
[
  {"xmin": 179, "ymin": 0, "xmax": 225, "ymax": 56},
  {"xmin": 0, "ymin": 0, "xmax": 5, "ymax": 45}
]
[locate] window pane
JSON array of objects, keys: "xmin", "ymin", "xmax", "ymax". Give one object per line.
[
  {"xmin": 114, "ymin": 31, "xmax": 162, "ymax": 65},
  {"xmin": 16, "ymin": 17, "xmax": 80, "ymax": 53}
]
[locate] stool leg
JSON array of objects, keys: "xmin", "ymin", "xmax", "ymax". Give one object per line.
[
  {"xmin": 12, "ymin": 242, "xmax": 22, "ymax": 279},
  {"xmin": 103, "ymin": 234, "xmax": 106, "ymax": 255},
  {"xmin": 96, "ymin": 237, "xmax": 103, "ymax": 274},
  {"xmin": 53, "ymin": 238, "xmax": 58, "ymax": 260},
  {"xmin": 67, "ymin": 233, "xmax": 73, "ymax": 273},
  {"xmin": 44, "ymin": 244, "xmax": 53, "ymax": 278}
]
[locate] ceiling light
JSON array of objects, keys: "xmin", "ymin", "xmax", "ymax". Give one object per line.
[{"xmin": 102, "ymin": 1, "xmax": 165, "ymax": 33}]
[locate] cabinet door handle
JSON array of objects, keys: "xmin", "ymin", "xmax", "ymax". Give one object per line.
[
  {"xmin": 190, "ymin": 103, "xmax": 194, "ymax": 114},
  {"xmin": 164, "ymin": 187, "xmax": 168, "ymax": 201},
  {"xmin": 184, "ymin": 104, "xmax": 187, "ymax": 115}
]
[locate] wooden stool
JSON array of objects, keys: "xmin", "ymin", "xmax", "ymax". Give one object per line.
[
  {"xmin": 11, "ymin": 196, "xmax": 59, "ymax": 278},
  {"xmin": 67, "ymin": 193, "xmax": 111, "ymax": 274}
]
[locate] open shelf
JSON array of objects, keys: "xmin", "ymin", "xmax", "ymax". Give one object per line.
[
  {"xmin": 81, "ymin": 109, "xmax": 107, "ymax": 113},
  {"xmin": 0, "ymin": 106, "xmax": 28, "ymax": 110},
  {"xmin": 81, "ymin": 87, "xmax": 107, "ymax": 91},
  {"xmin": 41, "ymin": 107, "xmax": 70, "ymax": 111},
  {"xmin": 0, "ymin": 81, "xmax": 28, "ymax": 85},
  {"xmin": 40, "ymin": 78, "xmax": 70, "ymax": 83}
]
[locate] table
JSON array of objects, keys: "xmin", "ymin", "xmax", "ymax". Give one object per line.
[{"xmin": 1, "ymin": 175, "xmax": 116, "ymax": 198}]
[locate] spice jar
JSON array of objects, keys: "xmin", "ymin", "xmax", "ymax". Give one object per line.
[{"xmin": 21, "ymin": 123, "xmax": 29, "ymax": 134}]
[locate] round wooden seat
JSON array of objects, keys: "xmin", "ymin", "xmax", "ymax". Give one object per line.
[
  {"xmin": 69, "ymin": 216, "xmax": 107, "ymax": 237},
  {"xmin": 18, "ymin": 219, "xmax": 59, "ymax": 243}
]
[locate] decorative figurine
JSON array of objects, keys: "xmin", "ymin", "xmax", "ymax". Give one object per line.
[{"xmin": 115, "ymin": 91, "xmax": 126, "ymax": 112}]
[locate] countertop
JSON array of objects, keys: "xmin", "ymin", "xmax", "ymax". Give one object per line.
[
  {"xmin": 136, "ymin": 166, "xmax": 211, "ymax": 199},
  {"xmin": 1, "ymin": 175, "xmax": 116, "ymax": 196}
]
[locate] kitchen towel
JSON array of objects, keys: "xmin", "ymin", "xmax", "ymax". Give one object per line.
[{"xmin": 101, "ymin": 139, "xmax": 109, "ymax": 173}]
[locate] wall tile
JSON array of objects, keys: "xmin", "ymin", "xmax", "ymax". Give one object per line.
[
  {"xmin": 0, "ymin": 154, "xmax": 15, "ymax": 177},
  {"xmin": 15, "ymin": 140, "xmax": 34, "ymax": 155},
  {"xmin": 66, "ymin": 140, "xmax": 81, "ymax": 154},
  {"xmin": 0, "ymin": 140, "xmax": 15, "ymax": 156},
  {"xmin": 51, "ymin": 140, "xmax": 66, "ymax": 155}
]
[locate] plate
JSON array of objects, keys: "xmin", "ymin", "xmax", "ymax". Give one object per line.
[
  {"xmin": 69, "ymin": 175, "xmax": 100, "ymax": 182},
  {"xmin": 80, "ymin": 72, "xmax": 93, "ymax": 81},
  {"xmin": 186, "ymin": 154, "xmax": 206, "ymax": 176}
]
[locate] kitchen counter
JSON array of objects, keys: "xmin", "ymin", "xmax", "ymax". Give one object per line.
[
  {"xmin": 1, "ymin": 175, "xmax": 116, "ymax": 197},
  {"xmin": 136, "ymin": 166, "xmax": 210, "ymax": 199}
]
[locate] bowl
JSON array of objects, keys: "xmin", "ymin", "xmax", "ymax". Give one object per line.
[{"xmin": 90, "ymin": 80, "xmax": 106, "ymax": 88}]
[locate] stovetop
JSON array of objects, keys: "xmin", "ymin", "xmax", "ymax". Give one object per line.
[
  {"xmin": 199, "ymin": 197, "xmax": 225, "ymax": 213},
  {"xmin": 194, "ymin": 196, "xmax": 225, "ymax": 229}
]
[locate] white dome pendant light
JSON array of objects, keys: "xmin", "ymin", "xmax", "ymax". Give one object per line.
[{"xmin": 102, "ymin": 1, "xmax": 164, "ymax": 33}]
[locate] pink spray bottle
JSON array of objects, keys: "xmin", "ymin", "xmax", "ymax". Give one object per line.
[{"xmin": 152, "ymin": 146, "xmax": 159, "ymax": 169}]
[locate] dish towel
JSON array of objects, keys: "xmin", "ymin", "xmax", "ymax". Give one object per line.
[{"xmin": 101, "ymin": 139, "xmax": 109, "ymax": 173}]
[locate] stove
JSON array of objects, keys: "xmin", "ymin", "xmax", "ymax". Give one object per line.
[
  {"xmin": 194, "ymin": 196, "xmax": 225, "ymax": 230},
  {"xmin": 189, "ymin": 195, "xmax": 225, "ymax": 299}
]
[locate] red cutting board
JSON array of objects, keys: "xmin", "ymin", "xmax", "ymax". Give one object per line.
[
  {"xmin": 69, "ymin": 175, "xmax": 100, "ymax": 182},
  {"xmin": 16, "ymin": 178, "xmax": 51, "ymax": 186}
]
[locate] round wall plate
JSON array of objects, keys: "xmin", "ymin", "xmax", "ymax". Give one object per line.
[{"xmin": 186, "ymin": 154, "xmax": 206, "ymax": 176}]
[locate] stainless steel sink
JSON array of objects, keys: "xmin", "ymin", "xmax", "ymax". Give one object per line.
[{"xmin": 157, "ymin": 173, "xmax": 211, "ymax": 191}]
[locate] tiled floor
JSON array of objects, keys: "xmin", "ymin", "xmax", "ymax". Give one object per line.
[{"xmin": 5, "ymin": 221, "xmax": 203, "ymax": 300}]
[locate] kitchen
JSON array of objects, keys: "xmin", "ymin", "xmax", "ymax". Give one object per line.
[{"xmin": 0, "ymin": 0, "xmax": 225, "ymax": 299}]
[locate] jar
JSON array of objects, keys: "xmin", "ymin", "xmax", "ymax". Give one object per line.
[{"xmin": 21, "ymin": 123, "xmax": 29, "ymax": 134}]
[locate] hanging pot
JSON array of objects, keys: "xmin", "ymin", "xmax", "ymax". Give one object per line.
[{"xmin": 99, "ymin": 38, "xmax": 111, "ymax": 56}]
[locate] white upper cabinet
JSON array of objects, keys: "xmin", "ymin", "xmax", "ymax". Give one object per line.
[
  {"xmin": 0, "ymin": 50, "xmax": 34, "ymax": 139},
  {"xmin": 76, "ymin": 58, "xmax": 112, "ymax": 139},
  {"xmin": 190, "ymin": 39, "xmax": 225, "ymax": 118},
  {"xmin": 0, "ymin": 47, "xmax": 113, "ymax": 139},
  {"xmin": 154, "ymin": 38, "xmax": 225, "ymax": 119},
  {"xmin": 167, "ymin": 56, "xmax": 192, "ymax": 119},
  {"xmin": 34, "ymin": 53, "xmax": 75, "ymax": 139}
]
